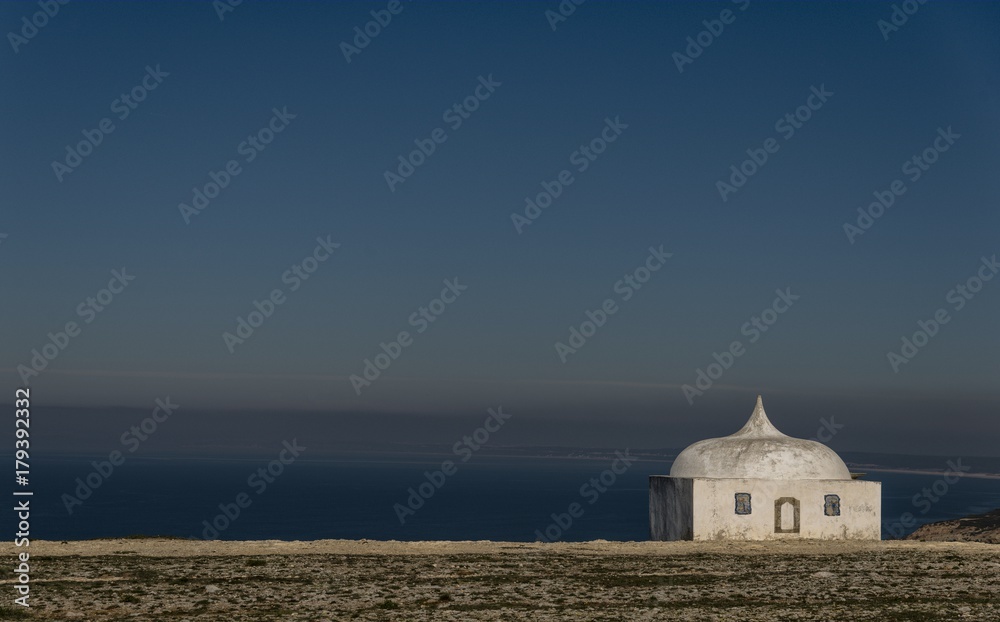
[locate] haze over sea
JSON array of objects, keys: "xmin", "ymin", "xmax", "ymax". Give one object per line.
[{"xmin": 33, "ymin": 454, "xmax": 1000, "ymax": 542}]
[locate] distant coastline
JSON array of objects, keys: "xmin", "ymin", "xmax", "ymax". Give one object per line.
[{"xmin": 848, "ymin": 467, "xmax": 1000, "ymax": 480}]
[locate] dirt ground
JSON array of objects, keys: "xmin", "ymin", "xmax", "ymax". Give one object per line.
[{"xmin": 1, "ymin": 538, "xmax": 998, "ymax": 621}]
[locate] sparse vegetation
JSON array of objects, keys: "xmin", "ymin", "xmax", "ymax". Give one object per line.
[
  {"xmin": 6, "ymin": 540, "xmax": 999, "ymax": 620},
  {"xmin": 0, "ymin": 605, "xmax": 31, "ymax": 620}
]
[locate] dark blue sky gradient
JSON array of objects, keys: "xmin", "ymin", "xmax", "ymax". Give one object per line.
[{"xmin": 2, "ymin": 1, "xmax": 998, "ymax": 454}]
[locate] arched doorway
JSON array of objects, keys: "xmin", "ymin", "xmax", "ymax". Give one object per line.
[{"xmin": 774, "ymin": 497, "xmax": 800, "ymax": 534}]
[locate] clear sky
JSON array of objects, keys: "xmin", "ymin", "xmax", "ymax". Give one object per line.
[{"xmin": 2, "ymin": 1, "xmax": 998, "ymax": 455}]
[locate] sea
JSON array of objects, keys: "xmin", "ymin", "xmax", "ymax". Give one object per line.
[{"xmin": 22, "ymin": 455, "xmax": 1000, "ymax": 542}]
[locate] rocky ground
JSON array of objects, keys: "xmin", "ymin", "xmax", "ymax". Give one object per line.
[
  {"xmin": 907, "ymin": 508, "xmax": 1000, "ymax": 544},
  {"xmin": 1, "ymin": 539, "xmax": 998, "ymax": 621}
]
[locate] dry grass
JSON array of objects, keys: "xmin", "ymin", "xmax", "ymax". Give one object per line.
[{"xmin": 3, "ymin": 539, "xmax": 998, "ymax": 621}]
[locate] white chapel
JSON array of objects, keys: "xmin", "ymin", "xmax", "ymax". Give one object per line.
[{"xmin": 650, "ymin": 396, "xmax": 881, "ymax": 540}]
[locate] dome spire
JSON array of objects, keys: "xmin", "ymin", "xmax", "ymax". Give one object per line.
[
  {"xmin": 668, "ymin": 394, "xmax": 852, "ymax": 480},
  {"xmin": 733, "ymin": 394, "xmax": 786, "ymax": 438}
]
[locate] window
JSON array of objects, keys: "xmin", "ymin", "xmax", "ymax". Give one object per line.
[
  {"xmin": 824, "ymin": 494, "xmax": 841, "ymax": 516},
  {"xmin": 735, "ymin": 492, "xmax": 752, "ymax": 515}
]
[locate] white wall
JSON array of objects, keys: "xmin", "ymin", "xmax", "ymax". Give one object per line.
[{"xmin": 692, "ymin": 478, "xmax": 881, "ymax": 540}]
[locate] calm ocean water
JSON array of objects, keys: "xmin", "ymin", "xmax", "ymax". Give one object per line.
[{"xmin": 21, "ymin": 455, "xmax": 1000, "ymax": 542}]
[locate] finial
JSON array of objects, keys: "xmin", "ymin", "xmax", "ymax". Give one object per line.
[{"xmin": 733, "ymin": 394, "xmax": 786, "ymax": 438}]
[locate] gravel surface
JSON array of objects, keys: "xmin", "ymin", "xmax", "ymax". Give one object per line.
[{"xmin": 2, "ymin": 539, "xmax": 998, "ymax": 621}]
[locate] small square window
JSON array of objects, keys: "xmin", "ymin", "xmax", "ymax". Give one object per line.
[
  {"xmin": 824, "ymin": 494, "xmax": 841, "ymax": 516},
  {"xmin": 735, "ymin": 492, "xmax": 752, "ymax": 515}
]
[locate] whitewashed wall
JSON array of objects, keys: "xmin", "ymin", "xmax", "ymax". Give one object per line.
[{"xmin": 650, "ymin": 476, "xmax": 881, "ymax": 541}]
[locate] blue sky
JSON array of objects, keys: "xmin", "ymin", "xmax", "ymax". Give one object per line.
[{"xmin": 2, "ymin": 1, "xmax": 998, "ymax": 454}]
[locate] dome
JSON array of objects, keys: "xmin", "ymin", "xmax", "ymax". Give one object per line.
[{"xmin": 669, "ymin": 396, "xmax": 852, "ymax": 480}]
